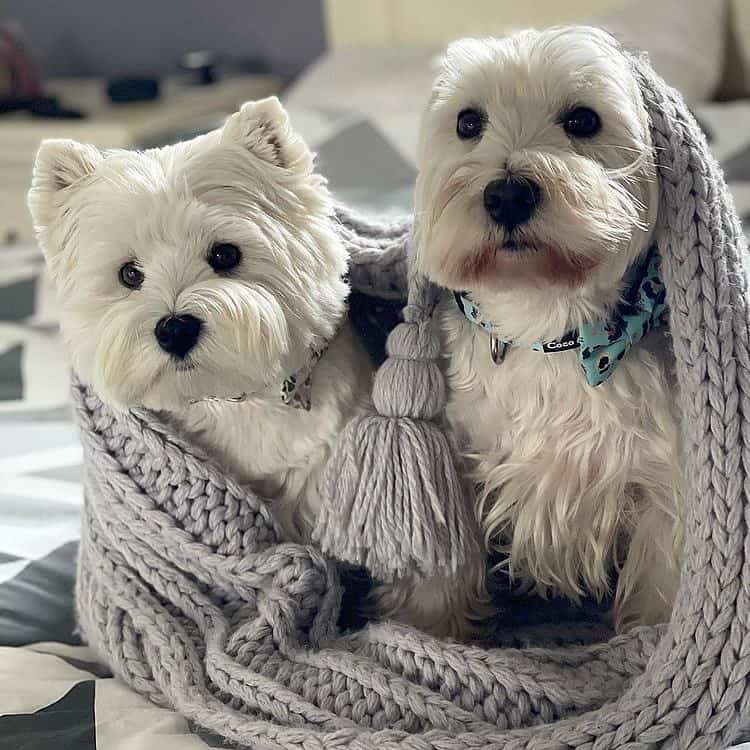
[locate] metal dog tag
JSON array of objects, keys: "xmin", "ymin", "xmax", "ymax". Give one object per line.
[{"xmin": 490, "ymin": 336, "xmax": 508, "ymax": 364}]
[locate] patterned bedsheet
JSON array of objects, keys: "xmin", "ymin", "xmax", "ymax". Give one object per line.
[{"xmin": 1, "ymin": 97, "xmax": 750, "ymax": 747}]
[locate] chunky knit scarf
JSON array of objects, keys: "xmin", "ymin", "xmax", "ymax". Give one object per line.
[{"xmin": 76, "ymin": 51, "xmax": 750, "ymax": 749}]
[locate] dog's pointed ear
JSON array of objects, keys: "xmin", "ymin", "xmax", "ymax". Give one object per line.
[
  {"xmin": 220, "ymin": 96, "xmax": 313, "ymax": 173},
  {"xmin": 28, "ymin": 139, "xmax": 102, "ymax": 235}
]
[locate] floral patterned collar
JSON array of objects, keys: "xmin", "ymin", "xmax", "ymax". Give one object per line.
[
  {"xmin": 278, "ymin": 338, "xmax": 329, "ymax": 410},
  {"xmin": 453, "ymin": 245, "xmax": 667, "ymax": 386},
  {"xmin": 194, "ymin": 336, "xmax": 329, "ymax": 411}
]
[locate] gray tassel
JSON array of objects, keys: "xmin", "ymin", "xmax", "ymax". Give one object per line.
[{"xmin": 313, "ymin": 273, "xmax": 479, "ymax": 583}]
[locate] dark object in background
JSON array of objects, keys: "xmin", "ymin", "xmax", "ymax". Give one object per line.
[
  {"xmin": 181, "ymin": 50, "xmax": 219, "ymax": 85},
  {"xmin": 180, "ymin": 49, "xmax": 272, "ymax": 86},
  {"xmin": 0, "ymin": 94, "xmax": 83, "ymax": 118},
  {"xmin": 26, "ymin": 95, "xmax": 83, "ymax": 117},
  {"xmin": 0, "ymin": 21, "xmax": 41, "ymax": 99},
  {"xmin": 0, "ymin": 21, "xmax": 84, "ymax": 118},
  {"xmin": 106, "ymin": 76, "xmax": 159, "ymax": 103}
]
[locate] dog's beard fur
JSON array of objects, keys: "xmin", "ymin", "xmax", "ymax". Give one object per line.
[
  {"xmin": 29, "ymin": 98, "xmax": 350, "ymax": 414},
  {"xmin": 418, "ymin": 151, "xmax": 645, "ymax": 292},
  {"xmin": 415, "ymin": 27, "xmax": 684, "ymax": 630}
]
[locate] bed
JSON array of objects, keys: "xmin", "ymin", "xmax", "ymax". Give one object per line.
[{"xmin": 2, "ymin": 0, "xmax": 750, "ymax": 747}]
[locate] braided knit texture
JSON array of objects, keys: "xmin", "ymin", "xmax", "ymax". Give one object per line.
[{"xmin": 75, "ymin": 55, "xmax": 750, "ymax": 749}]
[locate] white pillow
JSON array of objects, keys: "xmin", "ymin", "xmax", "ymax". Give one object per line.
[
  {"xmin": 285, "ymin": 45, "xmax": 439, "ymax": 118},
  {"xmin": 284, "ymin": 45, "xmax": 440, "ymax": 162},
  {"xmin": 593, "ymin": 0, "xmax": 726, "ymax": 102}
]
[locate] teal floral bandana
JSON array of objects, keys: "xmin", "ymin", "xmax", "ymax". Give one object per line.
[{"xmin": 453, "ymin": 246, "xmax": 667, "ymax": 386}]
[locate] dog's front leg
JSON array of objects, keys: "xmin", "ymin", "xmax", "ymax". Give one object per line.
[
  {"xmin": 368, "ymin": 563, "xmax": 491, "ymax": 641},
  {"xmin": 614, "ymin": 482, "xmax": 684, "ymax": 631}
]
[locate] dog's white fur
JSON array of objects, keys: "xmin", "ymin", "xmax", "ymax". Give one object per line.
[
  {"xmin": 371, "ymin": 557, "xmax": 490, "ymax": 640},
  {"xmin": 28, "ymin": 97, "xmax": 373, "ymax": 543},
  {"xmin": 414, "ymin": 27, "xmax": 685, "ymax": 631}
]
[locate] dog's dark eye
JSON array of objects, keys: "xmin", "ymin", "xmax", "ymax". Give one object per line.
[
  {"xmin": 562, "ymin": 106, "xmax": 601, "ymax": 138},
  {"xmin": 118, "ymin": 261, "xmax": 144, "ymax": 289},
  {"xmin": 208, "ymin": 243, "xmax": 242, "ymax": 272},
  {"xmin": 456, "ymin": 108, "xmax": 485, "ymax": 140}
]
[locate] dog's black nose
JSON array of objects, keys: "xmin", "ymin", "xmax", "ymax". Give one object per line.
[
  {"xmin": 154, "ymin": 314, "xmax": 202, "ymax": 358},
  {"xmin": 483, "ymin": 178, "xmax": 541, "ymax": 230}
]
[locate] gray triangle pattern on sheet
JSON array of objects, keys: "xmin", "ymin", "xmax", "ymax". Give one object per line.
[
  {"xmin": 315, "ymin": 118, "xmax": 417, "ymax": 198},
  {"xmin": 0, "ymin": 680, "xmax": 96, "ymax": 750},
  {"xmin": 721, "ymin": 144, "xmax": 750, "ymax": 184},
  {"xmin": 0, "ymin": 345, "xmax": 23, "ymax": 401},
  {"xmin": 0, "ymin": 277, "xmax": 35, "ymax": 322},
  {"xmin": 0, "ymin": 541, "xmax": 79, "ymax": 646}
]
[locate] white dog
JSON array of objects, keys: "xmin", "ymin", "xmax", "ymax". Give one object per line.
[
  {"xmin": 414, "ymin": 27, "xmax": 684, "ymax": 631},
  {"xmin": 28, "ymin": 97, "xmax": 374, "ymax": 544},
  {"xmin": 28, "ymin": 99, "xmax": 481, "ymax": 639}
]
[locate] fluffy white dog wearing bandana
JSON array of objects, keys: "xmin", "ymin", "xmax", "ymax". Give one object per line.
[{"xmin": 414, "ymin": 27, "xmax": 685, "ymax": 631}]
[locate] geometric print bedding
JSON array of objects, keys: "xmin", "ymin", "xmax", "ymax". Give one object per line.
[
  {"xmin": 1, "ymin": 98, "xmax": 750, "ymax": 749},
  {"xmin": 0, "ymin": 642, "xmax": 233, "ymax": 750}
]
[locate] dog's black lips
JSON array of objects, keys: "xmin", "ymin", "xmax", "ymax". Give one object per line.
[
  {"xmin": 493, "ymin": 230, "xmax": 544, "ymax": 254},
  {"xmin": 498, "ymin": 239, "xmax": 546, "ymax": 255},
  {"xmin": 496, "ymin": 235, "xmax": 559, "ymax": 255}
]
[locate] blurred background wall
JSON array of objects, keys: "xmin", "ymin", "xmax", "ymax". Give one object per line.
[{"xmin": 1, "ymin": 0, "xmax": 326, "ymax": 80}]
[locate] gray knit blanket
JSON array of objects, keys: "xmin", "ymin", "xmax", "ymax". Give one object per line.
[{"xmin": 75, "ymin": 52, "xmax": 750, "ymax": 749}]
